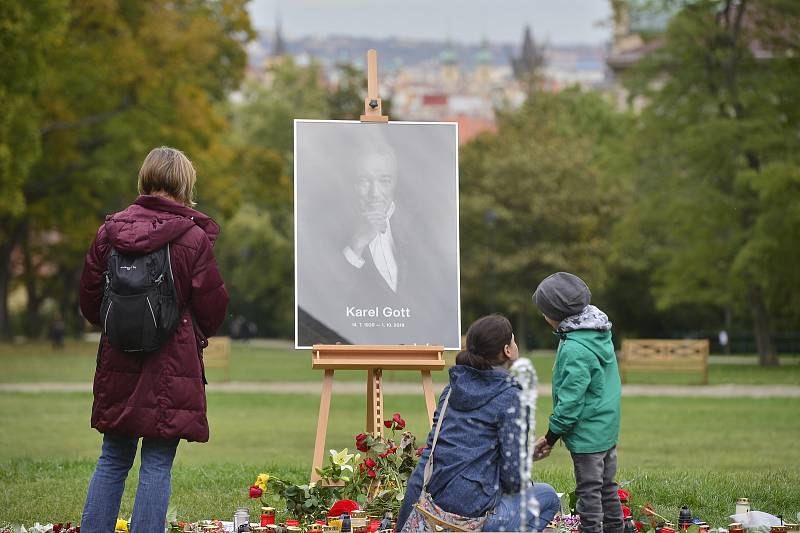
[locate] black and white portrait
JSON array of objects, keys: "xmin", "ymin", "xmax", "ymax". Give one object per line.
[{"xmin": 295, "ymin": 120, "xmax": 461, "ymax": 348}]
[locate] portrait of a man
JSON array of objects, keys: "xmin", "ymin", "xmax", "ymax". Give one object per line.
[{"xmin": 295, "ymin": 120, "xmax": 460, "ymax": 348}]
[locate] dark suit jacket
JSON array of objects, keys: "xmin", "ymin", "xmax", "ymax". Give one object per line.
[{"xmin": 298, "ymin": 204, "xmax": 457, "ymax": 346}]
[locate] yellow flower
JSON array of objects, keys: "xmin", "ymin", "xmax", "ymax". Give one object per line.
[
  {"xmin": 115, "ymin": 518, "xmax": 129, "ymax": 532},
  {"xmin": 255, "ymin": 473, "xmax": 269, "ymax": 491}
]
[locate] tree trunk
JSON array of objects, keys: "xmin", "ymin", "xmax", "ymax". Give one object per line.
[
  {"xmin": 0, "ymin": 221, "xmax": 23, "ymax": 340},
  {"xmin": 515, "ymin": 311, "xmax": 529, "ymax": 353},
  {"xmin": 21, "ymin": 222, "xmax": 41, "ymax": 338},
  {"xmin": 0, "ymin": 240, "xmax": 14, "ymax": 340},
  {"xmin": 748, "ymin": 283, "xmax": 778, "ymax": 366},
  {"xmin": 723, "ymin": 307, "xmax": 732, "ymax": 355}
]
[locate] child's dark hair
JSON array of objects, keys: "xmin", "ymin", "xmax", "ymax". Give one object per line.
[{"xmin": 456, "ymin": 314, "xmax": 513, "ymax": 370}]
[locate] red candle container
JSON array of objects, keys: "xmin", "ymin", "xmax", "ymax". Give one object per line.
[
  {"xmin": 286, "ymin": 519, "xmax": 301, "ymax": 527},
  {"xmin": 261, "ymin": 507, "xmax": 276, "ymax": 526}
]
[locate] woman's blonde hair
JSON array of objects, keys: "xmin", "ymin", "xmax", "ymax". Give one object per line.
[{"xmin": 137, "ymin": 146, "xmax": 197, "ymax": 207}]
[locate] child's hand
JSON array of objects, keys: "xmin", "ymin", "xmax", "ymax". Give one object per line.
[{"xmin": 533, "ymin": 436, "xmax": 552, "ymax": 461}]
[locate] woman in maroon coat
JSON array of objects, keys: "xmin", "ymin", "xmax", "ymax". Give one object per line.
[{"xmin": 79, "ymin": 147, "xmax": 228, "ymax": 532}]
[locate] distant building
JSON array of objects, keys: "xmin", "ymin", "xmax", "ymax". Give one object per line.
[
  {"xmin": 439, "ymin": 39, "xmax": 460, "ymax": 90},
  {"xmin": 261, "ymin": 14, "xmax": 291, "ymax": 86},
  {"xmin": 606, "ymin": 1, "xmax": 670, "ymax": 109},
  {"xmin": 242, "ymin": 25, "xmax": 608, "ymax": 138}
]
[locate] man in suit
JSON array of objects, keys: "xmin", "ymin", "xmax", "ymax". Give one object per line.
[
  {"xmin": 341, "ymin": 145, "xmax": 405, "ymax": 295},
  {"xmin": 297, "ymin": 138, "xmax": 457, "ymax": 347}
]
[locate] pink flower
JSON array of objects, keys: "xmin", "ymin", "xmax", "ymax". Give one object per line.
[
  {"xmin": 250, "ymin": 485, "xmax": 263, "ymax": 498},
  {"xmin": 392, "ymin": 413, "xmax": 406, "ymax": 429}
]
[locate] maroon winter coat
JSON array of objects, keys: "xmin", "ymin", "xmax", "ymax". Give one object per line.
[{"xmin": 79, "ymin": 195, "xmax": 229, "ymax": 442}]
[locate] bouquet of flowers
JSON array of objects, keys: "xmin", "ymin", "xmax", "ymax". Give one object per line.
[
  {"xmin": 248, "ymin": 412, "xmax": 423, "ymax": 521},
  {"xmin": 344, "ymin": 413, "xmax": 421, "ymax": 514}
]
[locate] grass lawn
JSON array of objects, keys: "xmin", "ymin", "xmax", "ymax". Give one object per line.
[
  {"xmin": 1, "ymin": 391, "xmax": 799, "ymax": 525},
  {"xmin": 1, "ymin": 341, "xmax": 799, "ymax": 385}
]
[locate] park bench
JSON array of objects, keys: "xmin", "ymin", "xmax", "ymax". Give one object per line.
[
  {"xmin": 202, "ymin": 336, "xmax": 232, "ymax": 382},
  {"xmin": 619, "ymin": 339, "xmax": 709, "ymax": 384}
]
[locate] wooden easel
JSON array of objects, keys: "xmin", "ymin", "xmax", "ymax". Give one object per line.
[
  {"xmin": 360, "ymin": 49, "xmax": 389, "ymax": 123},
  {"xmin": 310, "ymin": 344, "xmax": 445, "ymax": 481},
  {"xmin": 309, "ymin": 50, "xmax": 446, "ymax": 481}
]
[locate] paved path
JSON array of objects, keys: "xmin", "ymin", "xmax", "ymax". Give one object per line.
[{"xmin": 2, "ymin": 381, "xmax": 799, "ymax": 398}]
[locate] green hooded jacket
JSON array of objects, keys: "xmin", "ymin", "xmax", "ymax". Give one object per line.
[{"xmin": 549, "ymin": 307, "xmax": 621, "ymax": 453}]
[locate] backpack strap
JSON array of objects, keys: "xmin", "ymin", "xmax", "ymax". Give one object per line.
[{"xmin": 421, "ymin": 388, "xmax": 452, "ymax": 492}]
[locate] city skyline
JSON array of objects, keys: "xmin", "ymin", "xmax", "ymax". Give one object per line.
[{"xmin": 248, "ymin": 0, "xmax": 613, "ymax": 46}]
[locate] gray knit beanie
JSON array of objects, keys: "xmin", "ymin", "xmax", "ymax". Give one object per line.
[{"xmin": 532, "ymin": 272, "xmax": 592, "ymax": 322}]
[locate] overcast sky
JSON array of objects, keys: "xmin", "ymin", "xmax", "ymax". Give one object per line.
[{"xmin": 248, "ymin": 0, "xmax": 613, "ymax": 45}]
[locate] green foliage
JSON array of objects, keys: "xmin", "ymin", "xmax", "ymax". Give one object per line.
[
  {"xmin": 613, "ymin": 0, "xmax": 800, "ymax": 361},
  {"xmin": 220, "ymin": 59, "xmax": 372, "ymax": 337},
  {"xmin": 0, "ymin": 0, "xmax": 67, "ymax": 224},
  {"xmin": 0, "ymin": 0, "xmax": 254, "ymax": 337},
  {"xmin": 214, "ymin": 204, "xmax": 293, "ymax": 337},
  {"xmin": 459, "ymin": 87, "xmax": 633, "ymax": 346}
]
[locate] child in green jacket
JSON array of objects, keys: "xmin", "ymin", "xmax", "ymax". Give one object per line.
[{"xmin": 532, "ymin": 272, "xmax": 624, "ymax": 533}]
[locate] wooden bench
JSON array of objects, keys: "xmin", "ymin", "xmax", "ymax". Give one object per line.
[
  {"xmin": 202, "ymin": 336, "xmax": 232, "ymax": 382},
  {"xmin": 619, "ymin": 339, "xmax": 709, "ymax": 384}
]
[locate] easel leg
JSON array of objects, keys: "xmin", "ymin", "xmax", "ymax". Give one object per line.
[
  {"xmin": 367, "ymin": 368, "xmax": 384, "ymax": 436},
  {"xmin": 311, "ymin": 369, "xmax": 334, "ymax": 482},
  {"xmin": 421, "ymin": 370, "xmax": 436, "ymax": 427}
]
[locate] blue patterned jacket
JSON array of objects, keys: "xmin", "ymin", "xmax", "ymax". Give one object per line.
[{"xmin": 397, "ymin": 365, "xmax": 524, "ymax": 529}]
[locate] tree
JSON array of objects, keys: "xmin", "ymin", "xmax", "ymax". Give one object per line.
[
  {"xmin": 0, "ymin": 0, "xmax": 254, "ymax": 338},
  {"xmin": 616, "ymin": 0, "xmax": 800, "ymax": 364},
  {"xmin": 460, "ymin": 88, "xmax": 632, "ymax": 349},
  {"xmin": 0, "ymin": 0, "xmax": 68, "ymax": 338}
]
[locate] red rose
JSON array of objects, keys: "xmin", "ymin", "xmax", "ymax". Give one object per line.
[
  {"xmin": 367, "ymin": 469, "xmax": 377, "ymax": 478},
  {"xmin": 356, "ymin": 433, "xmax": 370, "ymax": 452},
  {"xmin": 635, "ymin": 521, "xmax": 644, "ymax": 532},
  {"xmin": 365, "ymin": 458, "xmax": 377, "ymax": 468},
  {"xmin": 53, "ymin": 525, "xmax": 63, "ymax": 533},
  {"xmin": 249, "ymin": 485, "xmax": 263, "ymax": 498},
  {"xmin": 384, "ymin": 420, "xmax": 392, "ymax": 428},
  {"xmin": 379, "ymin": 446, "xmax": 398, "ymax": 458},
  {"xmin": 622, "ymin": 505, "xmax": 631, "ymax": 518},
  {"xmin": 618, "ymin": 489, "xmax": 630, "ymax": 503},
  {"xmin": 415, "ymin": 446, "xmax": 426, "ymax": 457},
  {"xmin": 392, "ymin": 413, "xmax": 406, "ymax": 429}
]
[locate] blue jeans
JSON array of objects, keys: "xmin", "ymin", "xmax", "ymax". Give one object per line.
[
  {"xmin": 483, "ymin": 482, "xmax": 561, "ymax": 532},
  {"xmin": 81, "ymin": 434, "xmax": 179, "ymax": 533}
]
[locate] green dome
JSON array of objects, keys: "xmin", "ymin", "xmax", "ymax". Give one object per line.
[{"xmin": 440, "ymin": 43, "xmax": 458, "ymax": 65}]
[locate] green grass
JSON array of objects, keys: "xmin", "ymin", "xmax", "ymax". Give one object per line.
[
  {"xmin": 1, "ymin": 391, "xmax": 799, "ymax": 525},
  {"xmin": 2, "ymin": 461, "xmax": 797, "ymax": 529},
  {"xmin": 2, "ymin": 341, "xmax": 799, "ymax": 385}
]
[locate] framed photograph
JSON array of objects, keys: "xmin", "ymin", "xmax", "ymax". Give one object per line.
[{"xmin": 294, "ymin": 120, "xmax": 461, "ymax": 349}]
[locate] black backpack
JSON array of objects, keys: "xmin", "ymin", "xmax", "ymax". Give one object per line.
[{"xmin": 100, "ymin": 244, "xmax": 181, "ymax": 353}]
